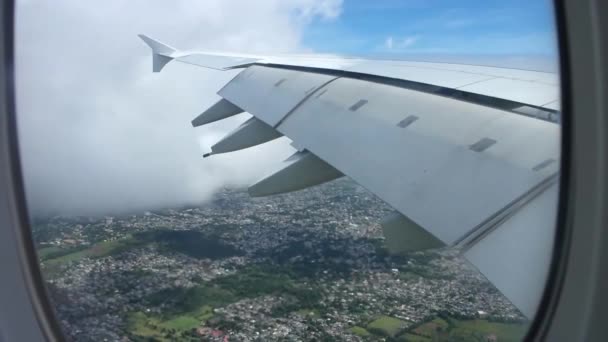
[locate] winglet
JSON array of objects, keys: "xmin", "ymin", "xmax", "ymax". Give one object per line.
[{"xmin": 138, "ymin": 34, "xmax": 177, "ymax": 72}]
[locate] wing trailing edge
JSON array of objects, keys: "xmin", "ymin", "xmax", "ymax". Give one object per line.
[
  {"xmin": 248, "ymin": 151, "xmax": 343, "ymax": 197},
  {"xmin": 191, "ymin": 98, "xmax": 244, "ymax": 127},
  {"xmin": 381, "ymin": 212, "xmax": 446, "ymax": 253},
  {"xmin": 209, "ymin": 117, "xmax": 283, "ymax": 155}
]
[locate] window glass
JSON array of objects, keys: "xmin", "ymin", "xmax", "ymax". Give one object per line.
[{"xmin": 16, "ymin": 1, "xmax": 560, "ymax": 341}]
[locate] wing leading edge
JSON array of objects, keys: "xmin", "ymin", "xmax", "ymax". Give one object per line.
[{"xmin": 140, "ymin": 35, "xmax": 560, "ymax": 318}]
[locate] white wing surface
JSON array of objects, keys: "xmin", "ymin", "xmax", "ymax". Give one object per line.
[{"xmin": 140, "ymin": 35, "xmax": 560, "ymax": 318}]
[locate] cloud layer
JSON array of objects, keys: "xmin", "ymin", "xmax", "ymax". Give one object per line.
[{"xmin": 16, "ymin": 0, "xmax": 342, "ymax": 217}]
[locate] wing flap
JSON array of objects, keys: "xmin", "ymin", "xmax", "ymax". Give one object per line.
[
  {"xmin": 381, "ymin": 211, "xmax": 446, "ymax": 253},
  {"xmin": 248, "ymin": 151, "xmax": 343, "ymax": 197},
  {"xmin": 191, "ymin": 98, "xmax": 243, "ymax": 127},
  {"xmin": 464, "ymin": 181, "xmax": 558, "ymax": 318},
  {"xmin": 209, "ymin": 117, "xmax": 282, "ymax": 155}
]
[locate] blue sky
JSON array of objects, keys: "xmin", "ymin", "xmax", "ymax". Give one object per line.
[{"xmin": 303, "ymin": 0, "xmax": 558, "ymax": 58}]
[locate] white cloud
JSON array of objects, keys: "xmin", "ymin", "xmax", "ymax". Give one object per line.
[
  {"xmin": 289, "ymin": 0, "xmax": 343, "ymax": 22},
  {"xmin": 15, "ymin": 0, "xmax": 343, "ymax": 216},
  {"xmin": 385, "ymin": 36, "xmax": 394, "ymax": 50},
  {"xmin": 384, "ymin": 35, "xmax": 419, "ymax": 50},
  {"xmin": 401, "ymin": 35, "xmax": 419, "ymax": 48}
]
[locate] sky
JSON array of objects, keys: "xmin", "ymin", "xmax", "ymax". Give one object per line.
[
  {"xmin": 304, "ymin": 0, "xmax": 558, "ymax": 56},
  {"xmin": 15, "ymin": 0, "xmax": 559, "ymax": 217}
]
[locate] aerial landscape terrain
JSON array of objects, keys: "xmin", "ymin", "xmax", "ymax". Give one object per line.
[{"xmin": 33, "ymin": 179, "xmax": 528, "ymax": 341}]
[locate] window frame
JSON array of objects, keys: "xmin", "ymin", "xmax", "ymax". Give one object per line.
[{"xmin": 0, "ymin": 0, "xmax": 607, "ymax": 341}]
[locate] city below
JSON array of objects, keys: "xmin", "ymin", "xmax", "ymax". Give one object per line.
[{"xmin": 33, "ymin": 179, "xmax": 528, "ymax": 341}]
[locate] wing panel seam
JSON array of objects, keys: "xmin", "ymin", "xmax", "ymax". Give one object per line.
[
  {"xmin": 273, "ymin": 76, "xmax": 341, "ymax": 129},
  {"xmin": 454, "ymin": 173, "xmax": 560, "ymax": 251}
]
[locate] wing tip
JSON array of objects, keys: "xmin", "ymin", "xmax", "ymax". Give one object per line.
[{"xmin": 138, "ymin": 34, "xmax": 177, "ymax": 72}]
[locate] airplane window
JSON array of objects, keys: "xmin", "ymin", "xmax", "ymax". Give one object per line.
[{"xmin": 15, "ymin": 0, "xmax": 561, "ymax": 341}]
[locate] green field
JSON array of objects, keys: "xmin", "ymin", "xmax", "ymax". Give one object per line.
[
  {"xmin": 162, "ymin": 316, "xmax": 200, "ymax": 330},
  {"xmin": 399, "ymin": 333, "xmax": 432, "ymax": 342},
  {"xmin": 127, "ymin": 305, "xmax": 214, "ymax": 340},
  {"xmin": 404, "ymin": 317, "xmax": 528, "ymax": 342},
  {"xmin": 39, "ymin": 229, "xmax": 242, "ymax": 270},
  {"xmin": 138, "ymin": 230, "xmax": 242, "ymax": 259},
  {"xmin": 42, "ymin": 235, "xmax": 143, "ymax": 267},
  {"xmin": 448, "ymin": 318, "xmax": 528, "ymax": 342},
  {"xmin": 37, "ymin": 246, "xmax": 73, "ymax": 260},
  {"xmin": 127, "ymin": 265, "xmax": 325, "ymax": 340},
  {"xmin": 350, "ymin": 326, "xmax": 372, "ymax": 337},
  {"xmin": 367, "ymin": 315, "xmax": 407, "ymax": 338},
  {"xmin": 145, "ymin": 265, "xmax": 322, "ymax": 315},
  {"xmin": 146, "ymin": 285, "xmax": 237, "ymax": 313},
  {"xmin": 296, "ymin": 308, "xmax": 320, "ymax": 318},
  {"xmin": 412, "ymin": 317, "xmax": 450, "ymax": 337}
]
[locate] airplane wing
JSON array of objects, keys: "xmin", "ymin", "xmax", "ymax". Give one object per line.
[{"xmin": 139, "ymin": 34, "xmax": 560, "ymax": 318}]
